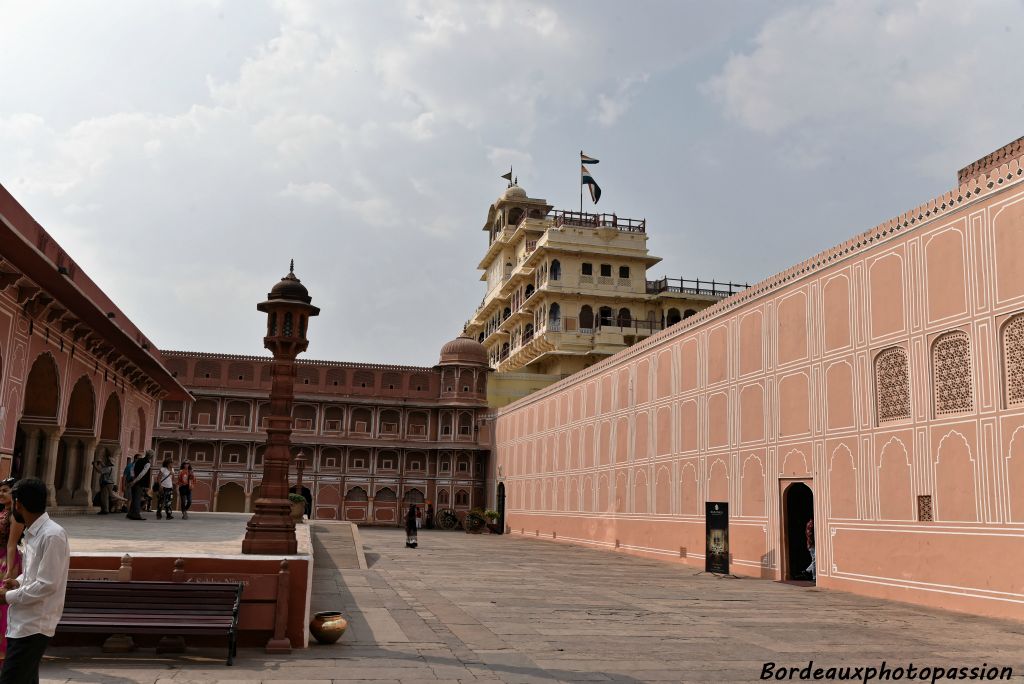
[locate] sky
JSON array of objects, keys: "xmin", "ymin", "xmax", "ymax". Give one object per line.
[{"xmin": 2, "ymin": 0, "xmax": 1023, "ymax": 366}]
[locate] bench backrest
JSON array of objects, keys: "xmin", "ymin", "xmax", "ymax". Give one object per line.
[
  {"xmin": 68, "ymin": 554, "xmax": 133, "ymax": 581},
  {"xmin": 63, "ymin": 580, "xmax": 241, "ymax": 617}
]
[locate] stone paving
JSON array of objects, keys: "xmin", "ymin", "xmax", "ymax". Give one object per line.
[{"xmin": 40, "ymin": 526, "xmax": 1024, "ymax": 683}]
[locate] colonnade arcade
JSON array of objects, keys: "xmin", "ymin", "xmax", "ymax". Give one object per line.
[{"xmin": 12, "ymin": 352, "xmax": 142, "ymax": 507}]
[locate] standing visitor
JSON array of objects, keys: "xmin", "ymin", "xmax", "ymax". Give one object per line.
[
  {"xmin": 177, "ymin": 462, "xmax": 195, "ymax": 520},
  {"xmin": 797, "ymin": 518, "xmax": 816, "ymax": 581},
  {"xmin": 415, "ymin": 506, "xmax": 422, "ymax": 530},
  {"xmin": 404, "ymin": 504, "xmax": 418, "ymax": 549},
  {"xmin": 127, "ymin": 452, "xmax": 152, "ymax": 520},
  {"xmin": 0, "ymin": 477, "xmax": 71, "ymax": 684},
  {"xmin": 121, "ymin": 455, "xmax": 137, "ymax": 506},
  {"xmin": 0, "ymin": 478, "xmax": 25, "ymax": 668},
  {"xmin": 91, "ymin": 455, "xmax": 115, "ymax": 515},
  {"xmin": 156, "ymin": 459, "xmax": 175, "ymax": 520}
]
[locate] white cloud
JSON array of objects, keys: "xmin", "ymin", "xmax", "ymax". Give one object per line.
[{"xmin": 705, "ymin": 0, "xmax": 1024, "ymax": 172}]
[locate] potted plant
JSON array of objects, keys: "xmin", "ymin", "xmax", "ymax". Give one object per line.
[
  {"xmin": 288, "ymin": 493, "xmax": 307, "ymax": 523},
  {"xmin": 483, "ymin": 509, "xmax": 500, "ymax": 534},
  {"xmin": 464, "ymin": 508, "xmax": 487, "ymax": 534}
]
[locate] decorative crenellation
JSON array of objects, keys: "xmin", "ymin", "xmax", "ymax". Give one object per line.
[
  {"xmin": 161, "ymin": 349, "xmax": 435, "ymax": 373},
  {"xmin": 932, "ymin": 330, "xmax": 973, "ymax": 416},
  {"xmin": 493, "ymin": 148, "xmax": 1024, "ymax": 416},
  {"xmin": 1003, "ymin": 314, "xmax": 1024, "ymax": 406},
  {"xmin": 958, "ymin": 136, "xmax": 1024, "ymax": 184},
  {"xmin": 875, "ymin": 347, "xmax": 911, "ymax": 424}
]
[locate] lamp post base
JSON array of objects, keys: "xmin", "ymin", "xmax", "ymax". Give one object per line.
[{"xmin": 241, "ymin": 499, "xmax": 298, "ymax": 555}]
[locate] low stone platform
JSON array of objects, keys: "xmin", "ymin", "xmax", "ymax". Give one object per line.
[{"xmin": 60, "ymin": 511, "xmax": 313, "ymax": 556}]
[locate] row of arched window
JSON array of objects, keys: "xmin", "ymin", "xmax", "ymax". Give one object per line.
[{"xmin": 875, "ymin": 314, "xmax": 1024, "ymax": 424}]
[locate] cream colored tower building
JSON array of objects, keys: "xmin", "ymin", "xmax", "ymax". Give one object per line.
[{"xmin": 465, "ymin": 183, "xmax": 744, "ymax": 406}]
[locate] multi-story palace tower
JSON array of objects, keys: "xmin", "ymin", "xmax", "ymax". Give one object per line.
[{"xmin": 465, "ymin": 182, "xmax": 745, "ymax": 406}]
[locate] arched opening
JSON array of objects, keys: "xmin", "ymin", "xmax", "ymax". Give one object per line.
[
  {"xmin": 579, "ymin": 305, "xmax": 594, "ymax": 330},
  {"xmin": 17, "ymin": 354, "xmax": 62, "ymax": 489},
  {"xmin": 66, "ymin": 377, "xmax": 96, "ymax": 433},
  {"xmin": 374, "ymin": 487, "xmax": 398, "ymax": 525},
  {"xmin": 343, "ymin": 486, "xmax": 369, "ymax": 521},
  {"xmin": 548, "ymin": 302, "xmax": 561, "ymax": 330},
  {"xmin": 782, "ymin": 482, "xmax": 815, "ymax": 582},
  {"xmin": 683, "ymin": 309, "xmax": 697, "ymax": 319},
  {"xmin": 496, "ymin": 482, "xmax": 506, "ymax": 534},
  {"xmin": 524, "ymin": 284, "xmax": 535, "ymax": 299},
  {"xmin": 23, "ymin": 353, "xmax": 60, "ymax": 419},
  {"xmin": 100, "ymin": 394, "xmax": 122, "ymax": 441},
  {"xmin": 616, "ymin": 307, "xmax": 632, "ymax": 327},
  {"xmin": 215, "ymin": 482, "xmax": 246, "ymax": 512},
  {"xmin": 598, "ymin": 306, "xmax": 613, "ymax": 327},
  {"xmin": 290, "ymin": 484, "xmax": 313, "ymax": 518},
  {"xmin": 667, "ymin": 308, "xmax": 681, "ymax": 326},
  {"xmin": 550, "ymin": 259, "xmax": 561, "ymax": 281}
]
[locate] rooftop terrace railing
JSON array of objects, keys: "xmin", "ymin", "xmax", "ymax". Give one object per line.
[
  {"xmin": 553, "ymin": 210, "xmax": 645, "ymax": 233},
  {"xmin": 645, "ymin": 277, "xmax": 749, "ymax": 297}
]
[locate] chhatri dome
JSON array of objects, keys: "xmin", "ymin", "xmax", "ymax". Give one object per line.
[
  {"xmin": 438, "ymin": 332, "xmax": 488, "ymax": 366},
  {"xmin": 268, "ymin": 259, "xmax": 312, "ymax": 304},
  {"xmin": 501, "ymin": 183, "xmax": 528, "ymax": 201}
]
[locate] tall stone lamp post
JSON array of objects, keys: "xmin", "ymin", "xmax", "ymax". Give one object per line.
[{"xmin": 242, "ymin": 261, "xmax": 319, "ymax": 555}]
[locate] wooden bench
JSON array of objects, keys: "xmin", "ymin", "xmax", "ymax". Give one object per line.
[{"xmin": 58, "ymin": 580, "xmax": 242, "ymax": 665}]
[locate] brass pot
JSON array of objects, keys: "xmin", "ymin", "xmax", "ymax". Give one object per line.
[{"xmin": 309, "ymin": 610, "xmax": 348, "ymax": 644}]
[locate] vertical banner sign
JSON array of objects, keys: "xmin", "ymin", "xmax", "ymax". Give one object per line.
[{"xmin": 705, "ymin": 501, "xmax": 729, "ymax": 574}]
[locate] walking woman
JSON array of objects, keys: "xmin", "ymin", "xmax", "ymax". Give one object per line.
[
  {"xmin": 177, "ymin": 462, "xmax": 195, "ymax": 519},
  {"xmin": 404, "ymin": 504, "xmax": 418, "ymax": 549},
  {"xmin": 156, "ymin": 458, "xmax": 175, "ymax": 520},
  {"xmin": 0, "ymin": 477, "xmax": 25, "ymax": 666}
]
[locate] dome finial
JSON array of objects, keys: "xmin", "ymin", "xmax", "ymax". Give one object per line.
[{"xmin": 289, "ymin": 258, "xmax": 294, "ymax": 275}]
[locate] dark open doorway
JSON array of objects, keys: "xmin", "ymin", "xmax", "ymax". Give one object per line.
[
  {"xmin": 783, "ymin": 482, "xmax": 814, "ymax": 582},
  {"xmin": 496, "ymin": 482, "xmax": 506, "ymax": 534},
  {"xmin": 291, "ymin": 485, "xmax": 313, "ymax": 518}
]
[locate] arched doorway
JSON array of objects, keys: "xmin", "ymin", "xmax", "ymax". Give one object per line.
[
  {"xmin": 18, "ymin": 353, "xmax": 61, "ymax": 498},
  {"xmin": 496, "ymin": 482, "xmax": 506, "ymax": 534},
  {"xmin": 215, "ymin": 482, "xmax": 246, "ymax": 512},
  {"xmin": 782, "ymin": 482, "xmax": 815, "ymax": 582}
]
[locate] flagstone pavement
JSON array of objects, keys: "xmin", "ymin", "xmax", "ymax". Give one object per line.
[{"xmin": 40, "ymin": 526, "xmax": 1024, "ymax": 683}]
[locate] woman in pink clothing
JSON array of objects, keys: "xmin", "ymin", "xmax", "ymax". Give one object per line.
[{"xmin": 0, "ymin": 477, "xmax": 25, "ymax": 664}]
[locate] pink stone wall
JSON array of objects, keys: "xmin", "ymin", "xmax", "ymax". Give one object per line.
[{"xmin": 493, "ymin": 159, "xmax": 1024, "ymax": 621}]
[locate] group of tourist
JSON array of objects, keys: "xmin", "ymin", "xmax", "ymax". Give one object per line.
[
  {"xmin": 108, "ymin": 451, "xmax": 196, "ymax": 521},
  {"xmin": 0, "ymin": 476, "xmax": 72, "ymax": 682}
]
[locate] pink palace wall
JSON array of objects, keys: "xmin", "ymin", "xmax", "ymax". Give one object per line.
[{"xmin": 492, "ymin": 156, "xmax": 1024, "ymax": 621}]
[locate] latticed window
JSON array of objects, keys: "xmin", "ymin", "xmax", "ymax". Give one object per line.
[
  {"xmin": 875, "ymin": 347, "xmax": 910, "ymax": 424},
  {"xmin": 1004, "ymin": 314, "xmax": 1024, "ymax": 406},
  {"xmin": 932, "ymin": 330, "xmax": 973, "ymax": 416}
]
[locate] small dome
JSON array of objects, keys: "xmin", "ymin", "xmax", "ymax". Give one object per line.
[
  {"xmin": 268, "ymin": 263, "xmax": 312, "ymax": 304},
  {"xmin": 439, "ymin": 333, "xmax": 488, "ymax": 366},
  {"xmin": 502, "ymin": 184, "xmax": 527, "ymax": 200}
]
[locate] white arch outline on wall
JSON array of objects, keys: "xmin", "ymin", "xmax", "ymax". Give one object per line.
[
  {"xmin": 654, "ymin": 464, "xmax": 672, "ymax": 515},
  {"xmin": 998, "ymin": 312, "xmax": 1024, "ymax": 408},
  {"xmin": 827, "ymin": 444, "xmax": 858, "ymax": 520},
  {"xmin": 781, "ymin": 448, "xmax": 809, "ymax": 476},
  {"xmin": 679, "ymin": 461, "xmax": 699, "ymax": 515},
  {"xmin": 740, "ymin": 453, "xmax": 766, "ymax": 517},
  {"xmin": 707, "ymin": 457, "xmax": 730, "ymax": 503},
  {"xmin": 876, "ymin": 436, "xmax": 912, "ymax": 521},
  {"xmin": 933, "ymin": 429, "xmax": 979, "ymax": 522},
  {"xmin": 1006, "ymin": 426, "xmax": 1024, "ymax": 522}
]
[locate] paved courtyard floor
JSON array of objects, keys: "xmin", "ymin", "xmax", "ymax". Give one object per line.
[{"xmin": 41, "ymin": 526, "xmax": 1024, "ymax": 683}]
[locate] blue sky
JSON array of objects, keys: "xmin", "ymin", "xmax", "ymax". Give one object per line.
[{"xmin": 2, "ymin": 0, "xmax": 1022, "ymax": 365}]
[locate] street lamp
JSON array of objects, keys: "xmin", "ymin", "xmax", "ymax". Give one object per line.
[{"xmin": 242, "ymin": 261, "xmax": 319, "ymax": 555}]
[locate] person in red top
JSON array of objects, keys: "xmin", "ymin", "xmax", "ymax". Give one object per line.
[{"xmin": 177, "ymin": 462, "xmax": 196, "ymax": 520}]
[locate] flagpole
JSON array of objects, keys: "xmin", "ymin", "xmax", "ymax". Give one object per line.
[{"xmin": 579, "ymin": 151, "xmax": 583, "ymax": 213}]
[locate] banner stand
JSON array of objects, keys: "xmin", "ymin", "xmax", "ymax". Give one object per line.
[{"xmin": 698, "ymin": 501, "xmax": 741, "ymax": 579}]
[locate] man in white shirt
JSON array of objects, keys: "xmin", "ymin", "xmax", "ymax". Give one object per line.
[{"xmin": 0, "ymin": 477, "xmax": 70, "ymax": 684}]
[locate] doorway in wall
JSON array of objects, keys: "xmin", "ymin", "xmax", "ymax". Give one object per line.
[{"xmin": 782, "ymin": 481, "xmax": 814, "ymax": 582}]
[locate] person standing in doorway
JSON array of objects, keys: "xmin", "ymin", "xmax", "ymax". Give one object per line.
[
  {"xmin": 797, "ymin": 518, "xmax": 815, "ymax": 581},
  {"xmin": 0, "ymin": 477, "xmax": 70, "ymax": 684},
  {"xmin": 177, "ymin": 462, "xmax": 195, "ymax": 520},
  {"xmin": 156, "ymin": 459, "xmax": 175, "ymax": 520},
  {"xmin": 127, "ymin": 452, "xmax": 152, "ymax": 520},
  {"xmin": 91, "ymin": 455, "xmax": 115, "ymax": 515}
]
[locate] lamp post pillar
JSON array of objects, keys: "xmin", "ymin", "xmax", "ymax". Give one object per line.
[{"xmin": 242, "ymin": 262, "xmax": 319, "ymax": 555}]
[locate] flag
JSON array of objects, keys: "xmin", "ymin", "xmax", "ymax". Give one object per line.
[
  {"xmin": 500, "ymin": 170, "xmax": 513, "ymax": 182},
  {"xmin": 581, "ymin": 165, "xmax": 601, "ymax": 204},
  {"xmin": 580, "ymin": 152, "xmax": 600, "ymax": 164}
]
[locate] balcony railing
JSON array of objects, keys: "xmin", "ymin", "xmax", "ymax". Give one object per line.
[
  {"xmin": 553, "ymin": 210, "xmax": 646, "ymax": 233},
  {"xmin": 646, "ymin": 277, "xmax": 749, "ymax": 297}
]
